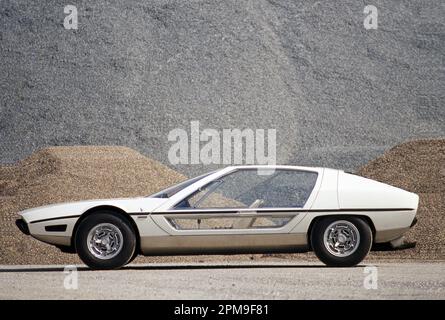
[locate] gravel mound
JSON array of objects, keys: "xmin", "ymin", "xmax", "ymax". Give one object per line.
[
  {"xmin": 0, "ymin": 146, "xmax": 186, "ymax": 264},
  {"xmin": 1, "ymin": 141, "xmax": 444, "ymax": 265},
  {"xmin": 1, "ymin": 1, "xmax": 444, "ymax": 177},
  {"xmin": 357, "ymin": 139, "xmax": 445, "ymax": 260}
]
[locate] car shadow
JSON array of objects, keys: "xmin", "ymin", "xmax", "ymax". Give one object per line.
[
  {"xmin": 371, "ymin": 241, "xmax": 416, "ymax": 251},
  {"xmin": 0, "ymin": 263, "xmax": 369, "ymax": 273},
  {"xmin": 0, "ymin": 266, "xmax": 91, "ymax": 273},
  {"xmin": 124, "ymin": 263, "xmax": 328, "ymax": 271}
]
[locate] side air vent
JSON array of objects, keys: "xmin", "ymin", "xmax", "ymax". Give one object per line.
[{"xmin": 45, "ymin": 224, "xmax": 67, "ymax": 232}]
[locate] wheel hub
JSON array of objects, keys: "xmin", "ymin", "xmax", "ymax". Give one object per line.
[
  {"xmin": 323, "ymin": 220, "xmax": 360, "ymax": 257},
  {"xmin": 337, "ymin": 233, "xmax": 347, "ymax": 244},
  {"xmin": 87, "ymin": 223, "xmax": 123, "ymax": 260}
]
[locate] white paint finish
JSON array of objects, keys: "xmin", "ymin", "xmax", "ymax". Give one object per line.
[
  {"xmin": 132, "ymin": 216, "xmax": 170, "ymax": 237},
  {"xmin": 19, "ymin": 197, "xmax": 168, "ymax": 223},
  {"xmin": 337, "ymin": 172, "xmax": 419, "ymax": 210},
  {"xmin": 310, "ymin": 168, "xmax": 339, "ymax": 209},
  {"xmin": 28, "ymin": 217, "xmax": 76, "ymax": 237}
]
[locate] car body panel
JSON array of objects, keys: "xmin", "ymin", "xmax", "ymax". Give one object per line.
[
  {"xmin": 20, "ymin": 197, "xmax": 168, "ymax": 223},
  {"xmin": 21, "ymin": 197, "xmax": 170, "ymax": 247},
  {"xmin": 337, "ymin": 172, "xmax": 419, "ymax": 210}
]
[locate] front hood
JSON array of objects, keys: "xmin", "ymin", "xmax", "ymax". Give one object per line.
[{"xmin": 18, "ymin": 197, "xmax": 169, "ymax": 223}]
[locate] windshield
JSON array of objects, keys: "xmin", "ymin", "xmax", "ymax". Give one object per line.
[{"xmin": 148, "ymin": 171, "xmax": 216, "ymax": 198}]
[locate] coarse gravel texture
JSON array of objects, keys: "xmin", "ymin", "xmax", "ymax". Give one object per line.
[
  {"xmin": 0, "ymin": 0, "xmax": 444, "ymax": 178},
  {"xmin": 0, "ymin": 146, "xmax": 186, "ymax": 264},
  {"xmin": 0, "ymin": 140, "xmax": 443, "ymax": 265},
  {"xmin": 357, "ymin": 139, "xmax": 445, "ymax": 261}
]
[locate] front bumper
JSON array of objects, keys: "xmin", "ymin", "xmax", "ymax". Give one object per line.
[{"xmin": 15, "ymin": 218, "xmax": 30, "ymax": 235}]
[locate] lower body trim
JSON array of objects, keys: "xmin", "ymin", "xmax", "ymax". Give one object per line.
[{"xmin": 140, "ymin": 233, "xmax": 307, "ymax": 255}]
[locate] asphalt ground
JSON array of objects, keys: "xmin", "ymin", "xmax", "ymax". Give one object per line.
[{"xmin": 1, "ymin": 261, "xmax": 444, "ymax": 299}]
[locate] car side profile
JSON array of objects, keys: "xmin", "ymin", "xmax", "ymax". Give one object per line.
[{"xmin": 15, "ymin": 165, "xmax": 419, "ymax": 269}]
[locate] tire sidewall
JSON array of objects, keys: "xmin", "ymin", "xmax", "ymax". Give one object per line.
[
  {"xmin": 311, "ymin": 216, "xmax": 372, "ymax": 267},
  {"xmin": 75, "ymin": 212, "xmax": 136, "ymax": 270}
]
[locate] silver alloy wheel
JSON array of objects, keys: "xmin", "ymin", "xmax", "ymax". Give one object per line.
[
  {"xmin": 323, "ymin": 220, "xmax": 360, "ymax": 257},
  {"xmin": 86, "ymin": 223, "xmax": 123, "ymax": 260}
]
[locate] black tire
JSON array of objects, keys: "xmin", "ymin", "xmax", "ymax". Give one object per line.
[
  {"xmin": 127, "ymin": 250, "xmax": 139, "ymax": 264},
  {"xmin": 310, "ymin": 216, "xmax": 372, "ymax": 267},
  {"xmin": 75, "ymin": 211, "xmax": 136, "ymax": 270}
]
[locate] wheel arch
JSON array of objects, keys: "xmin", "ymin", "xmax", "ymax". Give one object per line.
[
  {"xmin": 71, "ymin": 205, "xmax": 141, "ymax": 254},
  {"xmin": 306, "ymin": 214, "xmax": 376, "ymax": 250}
]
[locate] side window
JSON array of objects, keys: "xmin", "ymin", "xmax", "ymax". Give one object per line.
[{"xmin": 174, "ymin": 169, "xmax": 318, "ymax": 209}]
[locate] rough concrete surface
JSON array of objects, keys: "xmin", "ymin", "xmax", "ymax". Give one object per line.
[{"xmin": 0, "ymin": 262, "xmax": 444, "ymax": 299}]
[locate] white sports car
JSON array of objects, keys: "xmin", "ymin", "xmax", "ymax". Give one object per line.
[{"xmin": 16, "ymin": 166, "xmax": 419, "ymax": 269}]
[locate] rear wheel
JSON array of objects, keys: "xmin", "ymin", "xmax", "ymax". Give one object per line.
[
  {"xmin": 310, "ymin": 217, "xmax": 372, "ymax": 267},
  {"xmin": 75, "ymin": 212, "xmax": 136, "ymax": 270}
]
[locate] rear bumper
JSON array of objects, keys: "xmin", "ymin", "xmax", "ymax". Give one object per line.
[{"xmin": 375, "ymin": 217, "xmax": 417, "ymax": 243}]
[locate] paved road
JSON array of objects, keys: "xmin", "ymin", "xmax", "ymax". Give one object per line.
[{"xmin": 0, "ymin": 262, "xmax": 444, "ymax": 299}]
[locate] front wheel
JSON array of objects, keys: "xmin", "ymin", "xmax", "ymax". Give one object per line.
[
  {"xmin": 75, "ymin": 212, "xmax": 136, "ymax": 270},
  {"xmin": 310, "ymin": 217, "xmax": 372, "ymax": 267}
]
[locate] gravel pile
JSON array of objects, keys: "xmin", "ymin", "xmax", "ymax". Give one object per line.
[
  {"xmin": 1, "ymin": 1, "xmax": 444, "ymax": 178},
  {"xmin": 0, "ymin": 140, "xmax": 444, "ymax": 265},
  {"xmin": 357, "ymin": 139, "xmax": 445, "ymax": 261},
  {"xmin": 0, "ymin": 146, "xmax": 186, "ymax": 264}
]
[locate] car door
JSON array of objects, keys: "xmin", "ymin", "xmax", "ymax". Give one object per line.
[{"xmin": 150, "ymin": 168, "xmax": 321, "ymax": 254}]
